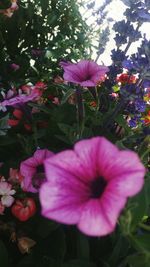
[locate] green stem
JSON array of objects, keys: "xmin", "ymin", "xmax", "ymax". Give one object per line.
[
  {"xmin": 141, "ymin": 148, "xmax": 150, "ymax": 161},
  {"xmin": 76, "ymin": 87, "xmax": 85, "ymax": 139},
  {"xmin": 139, "ymin": 223, "xmax": 150, "ymax": 232}
]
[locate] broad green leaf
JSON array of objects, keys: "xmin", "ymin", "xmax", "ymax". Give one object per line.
[
  {"xmin": 129, "ymin": 183, "xmax": 148, "ymax": 231},
  {"xmin": 127, "ymin": 253, "xmax": 150, "ymax": 267},
  {"xmin": 130, "ymin": 234, "xmax": 150, "ymax": 254}
]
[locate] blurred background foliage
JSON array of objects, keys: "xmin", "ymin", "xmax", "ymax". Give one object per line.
[{"xmin": 0, "ymin": 0, "xmax": 92, "ymax": 86}]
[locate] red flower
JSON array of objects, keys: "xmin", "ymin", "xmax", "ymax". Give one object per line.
[
  {"xmin": 8, "ymin": 109, "xmax": 23, "ymax": 126},
  {"xmin": 116, "ymin": 73, "xmax": 137, "ymax": 84},
  {"xmin": 8, "ymin": 109, "xmax": 32, "ymax": 131},
  {"xmin": 35, "ymin": 81, "xmax": 47, "ymax": 90},
  {"xmin": 144, "ymin": 111, "xmax": 150, "ymax": 125},
  {"xmin": 11, "ymin": 198, "xmax": 36, "ymax": 221}
]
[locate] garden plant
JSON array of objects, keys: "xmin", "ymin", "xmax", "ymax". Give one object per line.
[{"xmin": 0, "ymin": 0, "xmax": 150, "ymax": 266}]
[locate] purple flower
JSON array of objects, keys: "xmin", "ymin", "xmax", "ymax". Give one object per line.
[
  {"xmin": 135, "ymin": 99, "xmax": 146, "ymax": 112},
  {"xmin": 40, "ymin": 137, "xmax": 145, "ymax": 237},
  {"xmin": 138, "ymin": 10, "xmax": 150, "ymax": 21},
  {"xmin": 128, "ymin": 119, "xmax": 137, "ymax": 128},
  {"xmin": 20, "ymin": 149, "xmax": 54, "ymax": 193},
  {"xmin": 0, "ymin": 89, "xmax": 41, "ymax": 110},
  {"xmin": 60, "ymin": 60, "xmax": 109, "ymax": 87}
]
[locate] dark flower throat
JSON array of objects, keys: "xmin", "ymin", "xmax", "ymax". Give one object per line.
[{"xmin": 91, "ymin": 177, "xmax": 107, "ymax": 198}]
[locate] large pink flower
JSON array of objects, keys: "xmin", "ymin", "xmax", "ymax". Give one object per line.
[
  {"xmin": 60, "ymin": 60, "xmax": 109, "ymax": 87},
  {"xmin": 40, "ymin": 137, "xmax": 146, "ymax": 237},
  {"xmin": 20, "ymin": 149, "xmax": 53, "ymax": 193}
]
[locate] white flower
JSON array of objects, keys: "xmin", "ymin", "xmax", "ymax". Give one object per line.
[{"xmin": 0, "ymin": 182, "xmax": 16, "ymax": 207}]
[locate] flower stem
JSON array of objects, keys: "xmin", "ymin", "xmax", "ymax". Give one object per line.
[
  {"xmin": 139, "ymin": 223, "xmax": 150, "ymax": 232},
  {"xmin": 141, "ymin": 148, "xmax": 150, "ymax": 161},
  {"xmin": 124, "ymin": 23, "xmax": 141, "ymax": 55},
  {"xmin": 76, "ymin": 87, "xmax": 85, "ymax": 139},
  {"xmin": 104, "ymin": 98, "xmax": 125, "ymax": 129}
]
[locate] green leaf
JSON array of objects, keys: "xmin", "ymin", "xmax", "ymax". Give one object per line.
[
  {"xmin": 124, "ymin": 177, "xmax": 150, "ymax": 234},
  {"xmin": 112, "ymin": 85, "xmax": 120, "ymax": 92},
  {"xmin": 47, "ymin": 13, "xmax": 57, "ymax": 25},
  {"xmin": 0, "ymin": 114, "xmax": 10, "ymax": 136},
  {"xmin": 28, "ymin": 103, "xmax": 51, "ymax": 114},
  {"xmin": 129, "ymin": 182, "xmax": 148, "ymax": 231},
  {"xmin": 131, "ymin": 234, "xmax": 150, "ymax": 253},
  {"xmin": 40, "ymin": 0, "xmax": 49, "ymax": 16},
  {"xmin": 0, "ymin": 240, "xmax": 10, "ymax": 267},
  {"xmin": 57, "ymin": 123, "xmax": 77, "ymax": 143},
  {"xmin": 108, "ymin": 236, "xmax": 129, "ymax": 267},
  {"xmin": 61, "ymin": 89, "xmax": 75, "ymax": 104},
  {"xmin": 115, "ymin": 115, "xmax": 130, "ymax": 133},
  {"xmin": 127, "ymin": 253, "xmax": 150, "ymax": 267}
]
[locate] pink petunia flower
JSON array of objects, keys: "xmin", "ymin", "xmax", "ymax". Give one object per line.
[
  {"xmin": 0, "ymin": 182, "xmax": 16, "ymax": 207},
  {"xmin": 40, "ymin": 137, "xmax": 146, "ymax": 237},
  {"xmin": 60, "ymin": 60, "xmax": 109, "ymax": 87},
  {"xmin": 0, "ymin": 88, "xmax": 42, "ymax": 109},
  {"xmin": 20, "ymin": 149, "xmax": 54, "ymax": 193}
]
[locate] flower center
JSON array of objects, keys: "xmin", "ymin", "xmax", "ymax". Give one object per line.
[
  {"xmin": 32, "ymin": 164, "xmax": 45, "ymax": 189},
  {"xmin": 91, "ymin": 177, "xmax": 107, "ymax": 199},
  {"xmin": 36, "ymin": 164, "xmax": 44, "ymax": 173},
  {"xmin": 82, "ymin": 74, "xmax": 91, "ymax": 81}
]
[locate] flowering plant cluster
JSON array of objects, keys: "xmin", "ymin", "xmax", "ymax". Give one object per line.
[{"xmin": 0, "ymin": 0, "xmax": 150, "ymax": 267}]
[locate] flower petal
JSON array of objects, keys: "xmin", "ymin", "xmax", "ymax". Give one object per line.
[
  {"xmin": 98, "ymin": 149, "xmax": 146, "ymax": 181},
  {"xmin": 40, "ymin": 180, "xmax": 88, "ymax": 224},
  {"xmin": 80, "ymin": 80, "xmax": 96, "ymax": 87},
  {"xmin": 33, "ymin": 149, "xmax": 54, "ymax": 165},
  {"xmin": 44, "ymin": 149, "xmax": 95, "ymax": 183},
  {"xmin": 1, "ymin": 195, "xmax": 14, "ymax": 207},
  {"xmin": 78, "ymin": 192, "xmax": 126, "ymax": 236},
  {"xmin": 74, "ymin": 137, "xmax": 102, "ymax": 181},
  {"xmin": 107, "ymin": 170, "xmax": 145, "ymax": 197}
]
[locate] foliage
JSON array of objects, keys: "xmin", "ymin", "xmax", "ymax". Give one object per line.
[{"xmin": 0, "ymin": 1, "xmax": 149, "ymax": 267}]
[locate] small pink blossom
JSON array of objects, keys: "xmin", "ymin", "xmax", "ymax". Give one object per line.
[
  {"xmin": 31, "ymin": 49, "xmax": 43, "ymax": 56},
  {"xmin": 0, "ymin": 0, "xmax": 18, "ymax": 17},
  {"xmin": 20, "ymin": 149, "xmax": 54, "ymax": 193},
  {"xmin": 40, "ymin": 137, "xmax": 145, "ymax": 237},
  {"xmin": 35, "ymin": 81, "xmax": 47, "ymax": 90},
  {"xmin": 60, "ymin": 60, "xmax": 109, "ymax": 87},
  {"xmin": 0, "ymin": 182, "xmax": 15, "ymax": 207},
  {"xmin": 10, "ymin": 63, "xmax": 20, "ymax": 71},
  {"xmin": 52, "ymin": 97, "xmax": 60, "ymax": 105},
  {"xmin": 8, "ymin": 168, "xmax": 23, "ymax": 185}
]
